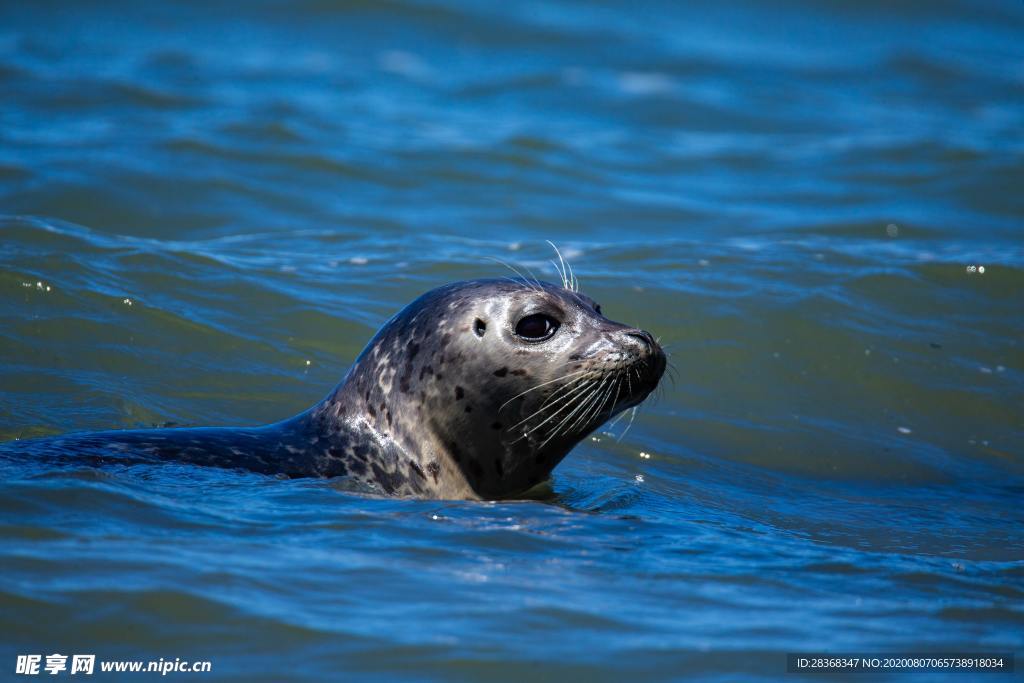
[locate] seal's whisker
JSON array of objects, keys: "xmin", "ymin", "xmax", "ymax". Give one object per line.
[
  {"xmin": 485, "ymin": 256, "xmax": 543, "ymax": 294},
  {"xmin": 616, "ymin": 406, "xmax": 639, "ymax": 443},
  {"xmin": 546, "ymin": 240, "xmax": 574, "ymax": 292},
  {"xmin": 564, "ymin": 373, "xmax": 620, "ymax": 442},
  {"xmin": 648, "ymin": 372, "xmax": 669, "ymax": 407},
  {"xmin": 558, "ymin": 372, "xmax": 617, "ymax": 442},
  {"xmin": 499, "ymin": 276, "xmax": 532, "ymax": 292},
  {"xmin": 545, "ymin": 373, "xmax": 609, "ymax": 438},
  {"xmin": 532, "ymin": 376, "xmax": 593, "ymax": 416},
  {"xmin": 638, "ymin": 366, "xmax": 671, "ymax": 403},
  {"xmin": 548, "ymin": 258, "xmax": 565, "ymax": 286},
  {"xmin": 595, "ymin": 372, "xmax": 623, "ymax": 420},
  {"xmin": 508, "ymin": 380, "xmax": 589, "ymax": 432},
  {"xmin": 499, "ymin": 370, "xmax": 589, "ymax": 409},
  {"xmin": 546, "ymin": 240, "xmax": 565, "ymax": 286},
  {"xmin": 497, "ymin": 369, "xmax": 588, "ymax": 412},
  {"xmin": 537, "ymin": 377, "xmax": 591, "ymax": 411},
  {"xmin": 601, "ymin": 374, "xmax": 624, "ymax": 430},
  {"xmin": 553, "ymin": 242, "xmax": 578, "ymax": 293},
  {"xmin": 606, "ymin": 399, "xmax": 630, "ymax": 430},
  {"xmin": 632, "ymin": 366, "xmax": 649, "ymax": 400},
  {"xmin": 512, "ymin": 379, "xmax": 597, "ymax": 434},
  {"xmin": 572, "ymin": 373, "xmax": 619, "ymax": 437},
  {"xmin": 544, "ymin": 381, "xmax": 601, "ymax": 445},
  {"xmin": 514, "ymin": 384, "xmax": 598, "ymax": 446},
  {"xmin": 664, "ymin": 362, "xmax": 678, "ymax": 388},
  {"xmin": 566, "ymin": 254, "xmax": 578, "ymax": 293},
  {"xmin": 646, "ymin": 375, "xmax": 666, "ymax": 406},
  {"xmin": 538, "ymin": 376, "xmax": 609, "ymax": 449},
  {"xmin": 519, "ymin": 262, "xmax": 545, "ymax": 292}
]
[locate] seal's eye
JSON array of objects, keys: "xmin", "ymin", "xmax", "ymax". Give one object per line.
[
  {"xmin": 595, "ymin": 304, "xmax": 602, "ymax": 315},
  {"xmin": 515, "ymin": 314, "xmax": 559, "ymax": 341}
]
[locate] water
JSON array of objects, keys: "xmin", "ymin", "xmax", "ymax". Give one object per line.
[{"xmin": 1, "ymin": 0, "xmax": 1023, "ymax": 680}]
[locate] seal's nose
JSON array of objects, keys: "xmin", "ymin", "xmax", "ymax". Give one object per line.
[
  {"xmin": 624, "ymin": 329, "xmax": 656, "ymax": 352},
  {"xmin": 621, "ymin": 328, "xmax": 666, "ymax": 384}
]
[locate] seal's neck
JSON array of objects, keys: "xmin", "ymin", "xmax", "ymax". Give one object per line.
[
  {"xmin": 308, "ymin": 374, "xmax": 478, "ymax": 499},
  {"xmin": 313, "ymin": 381, "xmax": 576, "ymax": 500}
]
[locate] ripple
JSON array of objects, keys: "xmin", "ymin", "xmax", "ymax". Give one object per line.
[{"xmin": 1, "ymin": 0, "xmax": 1023, "ymax": 676}]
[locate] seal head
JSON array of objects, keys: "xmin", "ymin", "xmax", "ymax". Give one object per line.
[{"xmin": 316, "ymin": 278, "xmax": 666, "ymax": 498}]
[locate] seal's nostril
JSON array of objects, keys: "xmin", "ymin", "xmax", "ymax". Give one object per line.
[{"xmin": 625, "ymin": 330, "xmax": 655, "ymax": 351}]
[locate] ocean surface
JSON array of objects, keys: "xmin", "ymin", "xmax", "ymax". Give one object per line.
[{"xmin": 1, "ymin": 0, "xmax": 1022, "ymax": 680}]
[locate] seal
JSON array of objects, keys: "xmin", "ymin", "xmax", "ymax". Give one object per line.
[{"xmin": 3, "ymin": 278, "xmax": 665, "ymax": 500}]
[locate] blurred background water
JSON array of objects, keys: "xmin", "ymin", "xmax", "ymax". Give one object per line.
[{"xmin": 1, "ymin": 0, "xmax": 1022, "ymax": 680}]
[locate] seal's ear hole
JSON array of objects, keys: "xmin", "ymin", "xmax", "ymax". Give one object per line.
[{"xmin": 474, "ymin": 319, "xmax": 487, "ymax": 337}]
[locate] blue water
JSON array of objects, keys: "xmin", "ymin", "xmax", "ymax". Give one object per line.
[{"xmin": 1, "ymin": 0, "xmax": 1022, "ymax": 680}]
